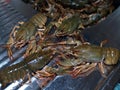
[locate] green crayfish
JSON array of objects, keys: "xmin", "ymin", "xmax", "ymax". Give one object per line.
[
  {"xmin": 36, "ymin": 43, "xmax": 120, "ymax": 79},
  {"xmin": 0, "ymin": 49, "xmax": 53, "ymax": 88},
  {"xmin": 4, "ymin": 13, "xmax": 47, "ymax": 60}
]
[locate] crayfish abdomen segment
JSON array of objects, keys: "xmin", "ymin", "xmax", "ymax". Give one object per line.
[{"xmin": 0, "ymin": 66, "xmax": 29, "ymax": 88}]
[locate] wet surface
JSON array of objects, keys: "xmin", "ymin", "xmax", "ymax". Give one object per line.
[{"xmin": 0, "ymin": 0, "xmax": 120, "ymax": 90}]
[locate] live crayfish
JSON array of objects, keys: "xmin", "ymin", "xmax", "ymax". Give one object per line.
[
  {"xmin": 1, "ymin": 33, "xmax": 120, "ymax": 88},
  {"xmin": 5, "ymin": 13, "xmax": 47, "ymax": 60},
  {"xmin": 4, "ymin": 10, "xmax": 84, "ymax": 59},
  {"xmin": 44, "ymin": 14, "xmax": 84, "ymax": 39},
  {"xmin": 27, "ymin": 0, "xmax": 115, "ymax": 28},
  {"xmin": 0, "ymin": 11, "xmax": 84, "ymax": 88},
  {"xmin": 35, "ymin": 43, "xmax": 120, "ymax": 82},
  {"xmin": 54, "ymin": 15, "xmax": 83, "ymax": 36},
  {"xmin": 0, "ymin": 49, "xmax": 54, "ymax": 88}
]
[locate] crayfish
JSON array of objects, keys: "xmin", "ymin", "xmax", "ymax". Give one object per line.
[
  {"xmin": 2, "ymin": 13, "xmax": 47, "ymax": 60},
  {"xmin": 32, "ymin": 41, "xmax": 120, "ymax": 88},
  {"xmin": 0, "ymin": 49, "xmax": 54, "ymax": 88},
  {"xmin": 26, "ymin": 0, "xmax": 115, "ymax": 28}
]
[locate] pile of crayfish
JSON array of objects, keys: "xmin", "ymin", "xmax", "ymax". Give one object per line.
[
  {"xmin": 23, "ymin": 0, "xmax": 115, "ymax": 28},
  {"xmin": 0, "ymin": 0, "xmax": 119, "ymax": 89}
]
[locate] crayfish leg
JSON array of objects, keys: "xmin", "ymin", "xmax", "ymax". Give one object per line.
[
  {"xmin": 3, "ymin": 44, "xmax": 14, "ymax": 61},
  {"xmin": 7, "ymin": 47, "xmax": 14, "ymax": 61},
  {"xmin": 9, "ymin": 21, "xmax": 24, "ymax": 38},
  {"xmin": 36, "ymin": 75, "xmax": 55, "ymax": 88},
  {"xmin": 35, "ymin": 69, "xmax": 54, "ymax": 77},
  {"xmin": 21, "ymin": 72, "xmax": 33, "ymax": 87},
  {"xmin": 25, "ymin": 73, "xmax": 32, "ymax": 84},
  {"xmin": 98, "ymin": 62, "xmax": 107, "ymax": 78},
  {"xmin": 10, "ymin": 25, "xmax": 19, "ymax": 37},
  {"xmin": 80, "ymin": 35, "xmax": 90, "ymax": 45},
  {"xmin": 34, "ymin": 69, "xmax": 55, "ymax": 88},
  {"xmin": 0, "ymin": 44, "xmax": 14, "ymax": 60},
  {"xmin": 70, "ymin": 63, "xmax": 97, "ymax": 78},
  {"xmin": 77, "ymin": 63, "xmax": 97, "ymax": 77}
]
